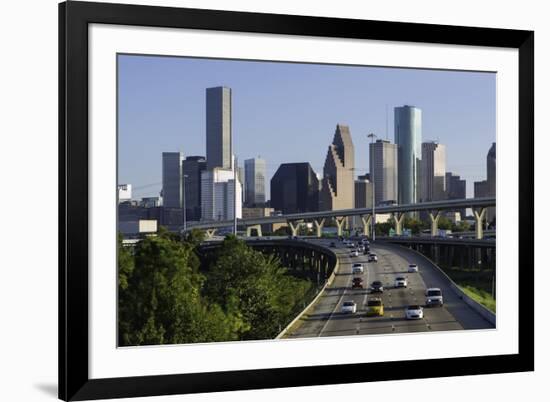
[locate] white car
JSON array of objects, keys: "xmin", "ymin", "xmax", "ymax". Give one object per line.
[
  {"xmin": 405, "ymin": 305, "xmax": 424, "ymax": 320},
  {"xmin": 425, "ymin": 288, "xmax": 444, "ymax": 307},
  {"xmin": 349, "ymin": 250, "xmax": 359, "ymax": 257},
  {"xmin": 394, "ymin": 276, "xmax": 407, "ymax": 288},
  {"xmin": 408, "ymin": 264, "xmax": 419, "ymax": 273},
  {"xmin": 368, "ymin": 253, "xmax": 378, "ymax": 262},
  {"xmin": 341, "ymin": 300, "xmax": 357, "ymax": 314},
  {"xmin": 351, "ymin": 263, "xmax": 364, "ymax": 274}
]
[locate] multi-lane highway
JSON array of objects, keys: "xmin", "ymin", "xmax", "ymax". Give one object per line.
[{"xmin": 285, "ymin": 239, "xmax": 494, "ymax": 339}]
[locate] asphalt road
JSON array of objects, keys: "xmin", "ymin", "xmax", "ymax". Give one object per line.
[{"xmin": 286, "ymin": 239, "xmax": 494, "ymax": 339}]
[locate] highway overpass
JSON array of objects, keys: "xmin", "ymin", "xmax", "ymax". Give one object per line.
[{"xmin": 183, "ymin": 197, "xmax": 495, "ymax": 240}]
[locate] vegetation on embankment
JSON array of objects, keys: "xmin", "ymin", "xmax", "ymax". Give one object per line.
[{"xmin": 118, "ymin": 229, "xmax": 314, "ymax": 346}]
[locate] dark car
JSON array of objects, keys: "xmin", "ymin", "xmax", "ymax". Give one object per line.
[
  {"xmin": 370, "ymin": 280, "xmax": 384, "ymax": 293},
  {"xmin": 352, "ymin": 277, "xmax": 364, "ymax": 289}
]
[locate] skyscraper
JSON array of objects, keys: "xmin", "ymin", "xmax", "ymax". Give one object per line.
[
  {"xmin": 369, "ymin": 139, "xmax": 398, "ymax": 205},
  {"xmin": 354, "ymin": 174, "xmax": 373, "ymax": 209},
  {"xmin": 206, "ymin": 86, "xmax": 232, "ymax": 170},
  {"xmin": 271, "ymin": 163, "xmax": 319, "ymax": 214},
  {"xmin": 446, "ymin": 172, "xmax": 466, "ymax": 218},
  {"xmin": 162, "ymin": 152, "xmax": 184, "ymax": 208},
  {"xmin": 182, "ymin": 155, "xmax": 206, "ymax": 221},
  {"xmin": 244, "ymin": 157, "xmax": 266, "ymax": 206},
  {"xmin": 201, "ymin": 164, "xmax": 242, "ymax": 221},
  {"xmin": 486, "ymin": 142, "xmax": 496, "ymax": 223},
  {"xmin": 395, "ymin": 105, "xmax": 422, "ymax": 205},
  {"xmin": 420, "ymin": 141, "xmax": 446, "ymax": 202},
  {"xmin": 319, "ymin": 124, "xmax": 355, "ymax": 211}
]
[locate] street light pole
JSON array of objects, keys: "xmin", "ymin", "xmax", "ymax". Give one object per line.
[{"xmin": 367, "ymin": 133, "xmax": 377, "ymax": 241}]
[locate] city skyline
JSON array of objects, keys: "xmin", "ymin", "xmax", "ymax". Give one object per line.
[{"xmin": 118, "ymin": 54, "xmax": 496, "ymax": 201}]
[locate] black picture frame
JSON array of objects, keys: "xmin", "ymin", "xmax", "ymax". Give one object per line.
[{"xmin": 59, "ymin": 1, "xmax": 534, "ymax": 400}]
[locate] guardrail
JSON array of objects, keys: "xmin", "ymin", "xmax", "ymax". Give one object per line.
[
  {"xmin": 276, "ymin": 244, "xmax": 340, "ymax": 339},
  {"xmin": 391, "ymin": 243, "xmax": 496, "ymax": 326}
]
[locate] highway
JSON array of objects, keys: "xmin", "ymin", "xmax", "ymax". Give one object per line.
[{"xmin": 285, "ymin": 239, "xmax": 494, "ymax": 339}]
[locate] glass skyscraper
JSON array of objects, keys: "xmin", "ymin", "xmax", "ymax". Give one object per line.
[{"xmin": 394, "ymin": 105, "xmax": 422, "ymax": 205}]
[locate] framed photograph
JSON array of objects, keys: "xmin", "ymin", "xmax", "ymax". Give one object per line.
[{"xmin": 59, "ymin": 1, "xmax": 534, "ymax": 400}]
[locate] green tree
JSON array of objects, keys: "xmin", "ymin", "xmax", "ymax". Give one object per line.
[
  {"xmin": 438, "ymin": 216, "xmax": 453, "ymax": 230},
  {"xmin": 118, "ymin": 234, "xmax": 238, "ymax": 346},
  {"xmin": 203, "ymin": 236, "xmax": 312, "ymax": 340}
]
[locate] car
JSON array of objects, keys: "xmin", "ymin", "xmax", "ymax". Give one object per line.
[
  {"xmin": 408, "ymin": 264, "xmax": 419, "ymax": 273},
  {"xmin": 352, "ymin": 277, "xmax": 364, "ymax": 289},
  {"xmin": 349, "ymin": 250, "xmax": 359, "ymax": 257},
  {"xmin": 425, "ymin": 288, "xmax": 444, "ymax": 307},
  {"xmin": 394, "ymin": 276, "xmax": 407, "ymax": 288},
  {"xmin": 357, "ymin": 245, "xmax": 365, "ymax": 252},
  {"xmin": 370, "ymin": 280, "xmax": 384, "ymax": 293},
  {"xmin": 363, "ymin": 247, "xmax": 371, "ymax": 255},
  {"xmin": 366, "ymin": 298, "xmax": 384, "ymax": 316},
  {"xmin": 405, "ymin": 305, "xmax": 424, "ymax": 320},
  {"xmin": 351, "ymin": 263, "xmax": 364, "ymax": 274},
  {"xmin": 368, "ymin": 253, "xmax": 378, "ymax": 262},
  {"xmin": 347, "ymin": 243, "xmax": 356, "ymax": 249},
  {"xmin": 341, "ymin": 300, "xmax": 357, "ymax": 314},
  {"xmin": 329, "ymin": 241, "xmax": 336, "ymax": 248}
]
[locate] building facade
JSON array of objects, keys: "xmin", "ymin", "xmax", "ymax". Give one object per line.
[
  {"xmin": 395, "ymin": 105, "xmax": 422, "ymax": 205},
  {"xmin": 200, "ymin": 167, "xmax": 242, "ymax": 221},
  {"xmin": 118, "ymin": 184, "xmax": 132, "ymax": 203},
  {"xmin": 319, "ymin": 124, "xmax": 355, "ymax": 211},
  {"xmin": 369, "ymin": 139, "xmax": 398, "ymax": 206},
  {"xmin": 486, "ymin": 142, "xmax": 496, "ymax": 223},
  {"xmin": 445, "ymin": 172, "xmax": 466, "ymax": 218},
  {"xmin": 354, "ymin": 174, "xmax": 374, "ymax": 209},
  {"xmin": 244, "ymin": 157, "xmax": 266, "ymax": 206},
  {"xmin": 162, "ymin": 152, "xmax": 184, "ymax": 209},
  {"xmin": 182, "ymin": 155, "xmax": 207, "ymax": 222},
  {"xmin": 270, "ymin": 162, "xmax": 319, "ymax": 214},
  {"xmin": 206, "ymin": 86, "xmax": 232, "ymax": 170},
  {"xmin": 420, "ymin": 141, "xmax": 446, "ymax": 202}
]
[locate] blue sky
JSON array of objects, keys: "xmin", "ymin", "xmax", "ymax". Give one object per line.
[{"xmin": 118, "ymin": 54, "xmax": 496, "ymax": 200}]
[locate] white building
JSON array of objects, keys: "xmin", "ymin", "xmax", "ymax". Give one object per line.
[
  {"xmin": 201, "ymin": 165, "xmax": 242, "ymax": 221},
  {"xmin": 118, "ymin": 184, "xmax": 132, "ymax": 202},
  {"xmin": 420, "ymin": 141, "xmax": 446, "ymax": 202}
]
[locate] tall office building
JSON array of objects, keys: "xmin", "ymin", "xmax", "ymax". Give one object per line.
[
  {"xmin": 206, "ymin": 86, "xmax": 232, "ymax": 170},
  {"xmin": 200, "ymin": 165, "xmax": 242, "ymax": 221},
  {"xmin": 420, "ymin": 141, "xmax": 446, "ymax": 202},
  {"xmin": 369, "ymin": 139, "xmax": 398, "ymax": 205},
  {"xmin": 395, "ymin": 105, "xmax": 422, "ymax": 205},
  {"xmin": 446, "ymin": 172, "xmax": 466, "ymax": 218},
  {"xmin": 271, "ymin": 162, "xmax": 319, "ymax": 214},
  {"xmin": 244, "ymin": 157, "xmax": 266, "ymax": 206},
  {"xmin": 162, "ymin": 152, "xmax": 184, "ymax": 208},
  {"xmin": 486, "ymin": 142, "xmax": 496, "ymax": 223},
  {"xmin": 474, "ymin": 180, "xmax": 488, "ymax": 198},
  {"xmin": 182, "ymin": 155, "xmax": 206, "ymax": 221},
  {"xmin": 354, "ymin": 175, "xmax": 373, "ymax": 209},
  {"xmin": 319, "ymin": 124, "xmax": 355, "ymax": 211}
]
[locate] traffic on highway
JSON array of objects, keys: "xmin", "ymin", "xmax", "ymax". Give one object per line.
[{"xmin": 285, "ymin": 237, "xmax": 494, "ymax": 339}]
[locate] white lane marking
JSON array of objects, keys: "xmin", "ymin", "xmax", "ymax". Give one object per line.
[{"xmin": 317, "ymin": 255, "xmax": 353, "ymax": 337}]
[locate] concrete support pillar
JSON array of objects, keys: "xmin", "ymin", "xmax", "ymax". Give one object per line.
[
  {"xmin": 245, "ymin": 224, "xmax": 262, "ymax": 237},
  {"xmin": 392, "ymin": 212, "xmax": 405, "ymax": 236},
  {"xmin": 474, "ymin": 207, "xmax": 487, "ymax": 240},
  {"xmin": 429, "ymin": 210, "xmax": 442, "ymax": 237},
  {"xmin": 360, "ymin": 214, "xmax": 372, "ymax": 237},
  {"xmin": 313, "ymin": 218, "xmax": 325, "ymax": 238},
  {"xmin": 287, "ymin": 220, "xmax": 302, "ymax": 237},
  {"xmin": 205, "ymin": 228, "xmax": 217, "ymax": 239},
  {"xmin": 334, "ymin": 216, "xmax": 346, "ymax": 237}
]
